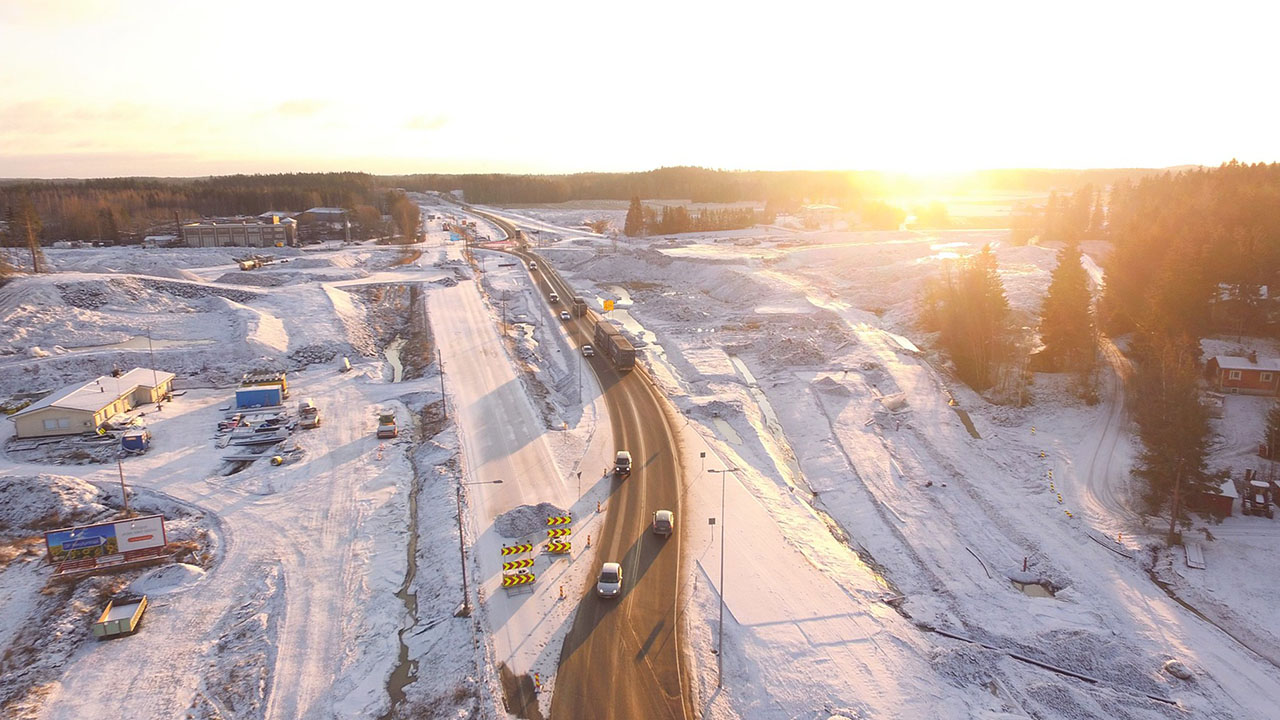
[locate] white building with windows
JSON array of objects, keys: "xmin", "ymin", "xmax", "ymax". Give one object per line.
[{"xmin": 9, "ymin": 368, "xmax": 175, "ymax": 439}]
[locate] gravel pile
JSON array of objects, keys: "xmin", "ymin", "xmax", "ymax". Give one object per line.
[{"xmin": 494, "ymin": 502, "xmax": 568, "ymax": 539}]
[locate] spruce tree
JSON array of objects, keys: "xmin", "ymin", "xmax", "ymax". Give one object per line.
[
  {"xmin": 1039, "ymin": 243, "xmax": 1095, "ymax": 372},
  {"xmin": 624, "ymin": 196, "xmax": 644, "ymax": 237},
  {"xmin": 1264, "ymin": 402, "xmax": 1280, "ymax": 458},
  {"xmin": 931, "ymin": 245, "xmax": 1011, "ymax": 389},
  {"xmin": 1129, "ymin": 331, "xmax": 1216, "ymax": 542}
]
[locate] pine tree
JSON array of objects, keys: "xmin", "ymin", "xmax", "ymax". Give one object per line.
[
  {"xmin": 1039, "ymin": 243, "xmax": 1095, "ymax": 372},
  {"xmin": 7, "ymin": 194, "xmax": 44, "ymax": 273},
  {"xmin": 624, "ymin": 196, "xmax": 644, "ymax": 237}
]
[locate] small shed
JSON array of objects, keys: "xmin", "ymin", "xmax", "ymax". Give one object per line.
[{"xmin": 1187, "ymin": 478, "xmax": 1238, "ymax": 519}]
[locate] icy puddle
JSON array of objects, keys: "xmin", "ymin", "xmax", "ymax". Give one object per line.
[
  {"xmin": 1011, "ymin": 580, "xmax": 1056, "ymax": 598},
  {"xmin": 384, "ymin": 337, "xmax": 406, "ymax": 382},
  {"xmin": 65, "ymin": 335, "xmax": 215, "ymax": 352}
]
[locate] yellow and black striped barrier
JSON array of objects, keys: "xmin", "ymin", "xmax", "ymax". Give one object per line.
[
  {"xmin": 547, "ymin": 541, "xmax": 571, "ymax": 554},
  {"xmin": 502, "ymin": 572, "xmax": 536, "ymax": 587},
  {"xmin": 503, "ymin": 558, "xmax": 534, "ymax": 571},
  {"xmin": 502, "ymin": 543, "xmax": 534, "ymax": 556},
  {"xmin": 546, "ymin": 515, "xmax": 572, "ymax": 526},
  {"xmin": 547, "ymin": 528, "xmax": 571, "ymax": 538}
]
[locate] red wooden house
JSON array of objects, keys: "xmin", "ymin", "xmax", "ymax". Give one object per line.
[{"xmin": 1207, "ymin": 354, "xmax": 1280, "ymax": 395}]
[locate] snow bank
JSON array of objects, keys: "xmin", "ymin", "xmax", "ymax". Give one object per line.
[{"xmin": 128, "ymin": 562, "xmax": 206, "ymax": 595}]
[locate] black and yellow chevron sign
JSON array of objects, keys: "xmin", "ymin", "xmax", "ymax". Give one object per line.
[
  {"xmin": 547, "ymin": 528, "xmax": 571, "ymax": 538},
  {"xmin": 503, "ymin": 558, "xmax": 534, "ymax": 571},
  {"xmin": 501, "ymin": 543, "xmax": 534, "ymax": 556},
  {"xmin": 547, "ymin": 541, "xmax": 571, "ymax": 554},
  {"xmin": 546, "ymin": 515, "xmax": 572, "ymax": 526},
  {"xmin": 502, "ymin": 572, "xmax": 536, "ymax": 587}
]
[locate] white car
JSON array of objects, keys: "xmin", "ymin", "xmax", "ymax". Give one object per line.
[
  {"xmin": 559, "ymin": 311, "xmax": 571, "ymax": 321},
  {"xmin": 582, "ymin": 344, "xmax": 595, "ymax": 357},
  {"xmin": 652, "ymin": 510, "xmax": 674, "ymax": 536},
  {"xmin": 597, "ymin": 562, "xmax": 623, "ymax": 598}
]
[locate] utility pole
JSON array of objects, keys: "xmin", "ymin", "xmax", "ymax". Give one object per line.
[
  {"xmin": 456, "ymin": 483, "xmax": 470, "ymax": 617},
  {"xmin": 147, "ymin": 329, "xmax": 159, "ymax": 401},
  {"xmin": 116, "ymin": 455, "xmax": 130, "ymax": 515},
  {"xmin": 456, "ymin": 479, "xmax": 502, "ymax": 618},
  {"xmin": 708, "ymin": 466, "xmax": 740, "ymax": 688},
  {"xmin": 439, "ymin": 349, "xmax": 447, "ymax": 421}
]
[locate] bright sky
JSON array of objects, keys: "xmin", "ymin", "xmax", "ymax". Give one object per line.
[{"xmin": 2, "ymin": 0, "xmax": 1277, "ymax": 178}]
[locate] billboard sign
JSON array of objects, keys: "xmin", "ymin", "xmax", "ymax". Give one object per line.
[{"xmin": 45, "ymin": 514, "xmax": 168, "ymax": 573}]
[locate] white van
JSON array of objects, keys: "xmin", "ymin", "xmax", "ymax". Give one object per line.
[
  {"xmin": 529, "ymin": 260, "xmax": 538, "ymax": 271},
  {"xmin": 549, "ymin": 291, "xmax": 560, "ymax": 303}
]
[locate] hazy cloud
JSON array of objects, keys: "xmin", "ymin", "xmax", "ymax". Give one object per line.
[
  {"xmin": 276, "ymin": 99, "xmax": 329, "ymax": 117},
  {"xmin": 405, "ymin": 115, "xmax": 448, "ymax": 132}
]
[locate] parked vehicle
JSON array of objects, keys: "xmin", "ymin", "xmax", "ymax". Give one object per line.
[
  {"xmin": 594, "ymin": 320, "xmax": 636, "ymax": 372},
  {"xmin": 120, "ymin": 429, "xmax": 151, "ymax": 454},
  {"xmin": 652, "ymin": 509, "xmax": 674, "ymax": 536},
  {"xmin": 298, "ymin": 399, "xmax": 321, "ymax": 429},
  {"xmin": 377, "ymin": 412, "xmax": 398, "ymax": 439},
  {"xmin": 614, "ymin": 450, "xmax": 632, "ymax": 478},
  {"xmin": 596, "ymin": 562, "xmax": 623, "ymax": 598},
  {"xmin": 92, "ymin": 595, "xmax": 148, "ymax": 639},
  {"xmin": 582, "ymin": 344, "xmax": 595, "ymax": 357}
]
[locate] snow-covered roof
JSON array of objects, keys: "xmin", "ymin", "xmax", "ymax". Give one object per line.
[
  {"xmin": 303, "ymin": 207, "xmax": 346, "ymax": 215},
  {"xmin": 12, "ymin": 368, "xmax": 175, "ymax": 417},
  {"xmin": 1212, "ymin": 356, "xmax": 1280, "ymax": 373},
  {"xmin": 258, "ymin": 211, "xmax": 295, "ymax": 219}
]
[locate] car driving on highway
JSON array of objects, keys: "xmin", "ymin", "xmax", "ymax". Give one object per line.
[
  {"xmin": 652, "ymin": 510, "xmax": 674, "ymax": 536},
  {"xmin": 559, "ymin": 311, "xmax": 571, "ymax": 321},
  {"xmin": 581, "ymin": 344, "xmax": 594, "ymax": 357},
  {"xmin": 597, "ymin": 562, "xmax": 623, "ymax": 598}
]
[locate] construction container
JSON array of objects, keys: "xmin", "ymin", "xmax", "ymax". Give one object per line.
[{"xmin": 92, "ymin": 595, "xmax": 148, "ymax": 639}]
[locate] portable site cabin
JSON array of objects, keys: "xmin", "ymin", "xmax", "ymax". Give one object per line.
[
  {"xmin": 9, "ymin": 368, "xmax": 175, "ymax": 439},
  {"xmin": 236, "ymin": 371, "xmax": 287, "ymax": 409},
  {"xmin": 235, "ymin": 385, "xmax": 284, "ymax": 409}
]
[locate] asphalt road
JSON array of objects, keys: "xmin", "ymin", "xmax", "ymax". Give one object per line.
[{"xmin": 465, "ymin": 208, "xmax": 690, "ymax": 719}]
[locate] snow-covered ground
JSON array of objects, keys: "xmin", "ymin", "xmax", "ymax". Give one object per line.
[{"xmin": 3, "ymin": 197, "xmax": 1280, "ymax": 720}]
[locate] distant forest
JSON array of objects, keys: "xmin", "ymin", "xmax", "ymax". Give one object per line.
[
  {"xmin": 1034, "ymin": 160, "xmax": 1280, "ymax": 338},
  {"xmin": 0, "ymin": 165, "xmax": 1166, "ymax": 243}
]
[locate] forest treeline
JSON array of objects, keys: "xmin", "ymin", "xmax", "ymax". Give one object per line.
[
  {"xmin": 1033, "ymin": 160, "xmax": 1280, "ymax": 538},
  {"xmin": 623, "ymin": 197, "xmax": 767, "ymax": 236},
  {"xmin": 0, "ymin": 173, "xmax": 382, "ymax": 242},
  {"xmin": 0, "ymin": 166, "xmax": 1164, "ymax": 243}
]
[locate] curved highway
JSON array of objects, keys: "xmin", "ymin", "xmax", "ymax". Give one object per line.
[{"xmin": 466, "ymin": 207, "xmax": 691, "ymax": 719}]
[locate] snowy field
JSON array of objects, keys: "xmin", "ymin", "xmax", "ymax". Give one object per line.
[{"xmin": 2, "ymin": 197, "xmax": 1280, "ymax": 719}]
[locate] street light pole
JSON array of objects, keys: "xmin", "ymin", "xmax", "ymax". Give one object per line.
[
  {"xmin": 455, "ymin": 479, "xmax": 503, "ymax": 618},
  {"xmin": 708, "ymin": 466, "xmax": 739, "ymax": 688}
]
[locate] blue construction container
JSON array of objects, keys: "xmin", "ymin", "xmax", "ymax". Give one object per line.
[
  {"xmin": 235, "ymin": 385, "xmax": 283, "ymax": 409},
  {"xmin": 121, "ymin": 429, "xmax": 151, "ymax": 454}
]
